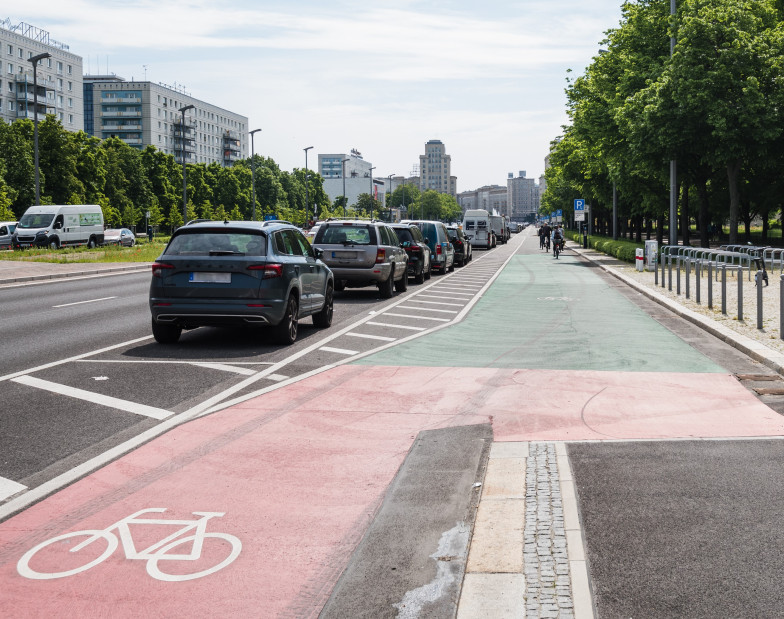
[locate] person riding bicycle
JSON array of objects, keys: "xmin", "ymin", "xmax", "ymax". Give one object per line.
[
  {"xmin": 551, "ymin": 225, "xmax": 563, "ymax": 253},
  {"xmin": 541, "ymin": 223, "xmax": 551, "ymax": 250}
]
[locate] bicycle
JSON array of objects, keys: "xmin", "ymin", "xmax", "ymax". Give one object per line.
[
  {"xmin": 553, "ymin": 239, "xmax": 560, "ymax": 259},
  {"xmin": 17, "ymin": 508, "xmax": 241, "ymax": 582}
]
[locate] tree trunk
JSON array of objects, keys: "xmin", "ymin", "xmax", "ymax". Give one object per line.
[
  {"xmin": 635, "ymin": 215, "xmax": 642, "ymax": 243},
  {"xmin": 656, "ymin": 216, "xmax": 664, "ymax": 246},
  {"xmin": 762, "ymin": 209, "xmax": 770, "ymax": 242},
  {"xmin": 740, "ymin": 199, "xmax": 752, "ymax": 242},
  {"xmin": 695, "ymin": 177, "xmax": 711, "ymax": 247},
  {"xmin": 727, "ymin": 160, "xmax": 741, "ymax": 245},
  {"xmin": 646, "ymin": 218, "xmax": 652, "ymax": 240}
]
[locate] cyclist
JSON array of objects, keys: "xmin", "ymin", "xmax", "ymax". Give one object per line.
[
  {"xmin": 541, "ymin": 223, "xmax": 551, "ymax": 251},
  {"xmin": 552, "ymin": 225, "xmax": 563, "ymax": 257}
]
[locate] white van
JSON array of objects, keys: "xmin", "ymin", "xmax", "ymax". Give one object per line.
[
  {"xmin": 462, "ymin": 209, "xmax": 494, "ymax": 250},
  {"xmin": 13, "ymin": 205, "xmax": 104, "ymax": 249},
  {"xmin": 489, "ymin": 215, "xmax": 507, "ymax": 245}
]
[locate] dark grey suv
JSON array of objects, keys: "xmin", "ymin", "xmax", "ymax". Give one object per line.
[
  {"xmin": 312, "ymin": 219, "xmax": 408, "ymax": 298},
  {"xmin": 149, "ymin": 221, "xmax": 333, "ymax": 345}
]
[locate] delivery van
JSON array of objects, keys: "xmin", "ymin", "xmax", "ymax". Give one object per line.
[
  {"xmin": 13, "ymin": 205, "xmax": 104, "ymax": 249},
  {"xmin": 462, "ymin": 209, "xmax": 494, "ymax": 249}
]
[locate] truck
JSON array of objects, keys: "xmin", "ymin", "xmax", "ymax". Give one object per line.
[
  {"xmin": 12, "ymin": 205, "xmax": 104, "ymax": 250},
  {"xmin": 489, "ymin": 215, "xmax": 507, "ymax": 245},
  {"xmin": 462, "ymin": 209, "xmax": 494, "ymax": 250}
]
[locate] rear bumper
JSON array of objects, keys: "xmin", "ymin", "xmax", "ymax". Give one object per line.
[
  {"xmin": 149, "ymin": 297, "xmax": 287, "ymax": 327},
  {"xmin": 328, "ymin": 263, "xmax": 393, "ymax": 286}
]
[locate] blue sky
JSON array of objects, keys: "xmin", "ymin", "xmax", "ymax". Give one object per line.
[{"xmin": 17, "ymin": 1, "xmax": 625, "ymax": 190}]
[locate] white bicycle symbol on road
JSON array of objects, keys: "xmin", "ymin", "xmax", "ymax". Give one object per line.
[{"xmin": 17, "ymin": 508, "xmax": 242, "ymax": 582}]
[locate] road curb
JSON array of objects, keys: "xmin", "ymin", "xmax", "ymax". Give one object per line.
[
  {"xmin": 0, "ymin": 263, "xmax": 150, "ymax": 285},
  {"xmin": 572, "ymin": 246, "xmax": 784, "ymax": 377}
]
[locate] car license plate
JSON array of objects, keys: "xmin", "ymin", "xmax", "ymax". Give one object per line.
[{"xmin": 190, "ymin": 272, "xmax": 231, "ymax": 283}]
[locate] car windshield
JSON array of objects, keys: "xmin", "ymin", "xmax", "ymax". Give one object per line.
[
  {"xmin": 18, "ymin": 213, "xmax": 55, "ymax": 229},
  {"xmin": 319, "ymin": 225, "xmax": 372, "ymax": 245},
  {"xmin": 165, "ymin": 231, "xmax": 266, "ymax": 256}
]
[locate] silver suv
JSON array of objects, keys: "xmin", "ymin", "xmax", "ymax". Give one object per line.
[{"xmin": 312, "ymin": 219, "xmax": 409, "ymax": 298}]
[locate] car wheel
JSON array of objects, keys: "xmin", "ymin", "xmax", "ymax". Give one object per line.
[
  {"xmin": 87, "ymin": 237, "xmax": 96, "ymax": 249},
  {"xmin": 313, "ymin": 284, "xmax": 333, "ymax": 328},
  {"xmin": 334, "ymin": 280, "xmax": 346, "ymax": 292},
  {"xmin": 395, "ymin": 265, "xmax": 408, "ymax": 292},
  {"xmin": 49, "ymin": 238, "xmax": 59, "ymax": 250},
  {"xmin": 448, "ymin": 259, "xmax": 455, "ymax": 272},
  {"xmin": 379, "ymin": 268, "xmax": 394, "ymax": 299},
  {"xmin": 274, "ymin": 295, "xmax": 299, "ymax": 344},
  {"xmin": 151, "ymin": 319, "xmax": 182, "ymax": 344},
  {"xmin": 424, "ymin": 261, "xmax": 432, "ymax": 280},
  {"xmin": 414, "ymin": 264, "xmax": 425, "ymax": 284}
]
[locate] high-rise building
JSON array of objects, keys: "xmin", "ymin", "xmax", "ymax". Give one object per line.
[
  {"xmin": 418, "ymin": 139, "xmax": 457, "ymax": 197},
  {"xmin": 507, "ymin": 171, "xmax": 539, "ymax": 221},
  {"xmin": 319, "ymin": 149, "xmax": 383, "ymax": 208},
  {"xmin": 83, "ymin": 75, "xmax": 248, "ymax": 165},
  {"xmin": 0, "ymin": 19, "xmax": 83, "ymax": 132}
]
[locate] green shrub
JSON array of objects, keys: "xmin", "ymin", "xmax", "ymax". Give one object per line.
[{"xmin": 567, "ymin": 232, "xmax": 643, "ymax": 263}]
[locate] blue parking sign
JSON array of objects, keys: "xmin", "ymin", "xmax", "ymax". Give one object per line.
[
  {"xmin": 574, "ymin": 199, "xmax": 585, "ymax": 211},
  {"xmin": 556, "ymin": 209, "xmax": 562, "ymax": 217}
]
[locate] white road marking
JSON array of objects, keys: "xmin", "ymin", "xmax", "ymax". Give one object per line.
[
  {"xmin": 0, "ymin": 477, "xmax": 26, "ymax": 502},
  {"xmin": 191, "ymin": 363, "xmax": 257, "ymax": 375},
  {"xmin": 384, "ymin": 312, "xmax": 451, "ymax": 322},
  {"xmin": 346, "ymin": 333, "xmax": 397, "ymax": 342},
  {"xmin": 427, "ymin": 290, "xmax": 474, "ymax": 297},
  {"xmin": 406, "ymin": 299, "xmax": 464, "ymax": 307},
  {"xmin": 366, "ymin": 322, "xmax": 426, "ymax": 331},
  {"xmin": 12, "ymin": 375, "xmax": 174, "ymax": 420},
  {"xmin": 266, "ymin": 374, "xmax": 289, "ymax": 382},
  {"xmin": 397, "ymin": 305, "xmax": 459, "ymax": 314},
  {"xmin": 53, "ymin": 296, "xmax": 117, "ymax": 308},
  {"xmin": 76, "ymin": 359, "xmax": 275, "ymax": 366},
  {"xmin": 319, "ymin": 346, "xmax": 360, "ymax": 355}
]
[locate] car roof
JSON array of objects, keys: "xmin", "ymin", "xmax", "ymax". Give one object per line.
[{"xmin": 175, "ymin": 220, "xmax": 294, "ymax": 235}]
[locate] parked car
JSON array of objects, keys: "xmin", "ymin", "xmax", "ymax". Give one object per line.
[
  {"xmin": 103, "ymin": 228, "xmax": 136, "ymax": 247},
  {"xmin": 446, "ymin": 226, "xmax": 472, "ymax": 266},
  {"xmin": 390, "ymin": 223, "xmax": 432, "ymax": 284},
  {"xmin": 312, "ymin": 219, "xmax": 408, "ymax": 298},
  {"xmin": 149, "ymin": 221, "xmax": 334, "ymax": 345},
  {"xmin": 0, "ymin": 221, "xmax": 17, "ymax": 250},
  {"xmin": 405, "ymin": 220, "xmax": 455, "ymax": 274}
]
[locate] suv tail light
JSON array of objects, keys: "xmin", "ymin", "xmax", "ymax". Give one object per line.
[
  {"xmin": 409, "ymin": 245, "xmax": 420, "ymax": 253},
  {"xmin": 436, "ymin": 244, "xmax": 442, "ymax": 256},
  {"xmin": 249, "ymin": 263, "xmax": 283, "ymax": 279},
  {"xmin": 375, "ymin": 248, "xmax": 386, "ymax": 264},
  {"xmin": 151, "ymin": 262, "xmax": 174, "ymax": 278}
]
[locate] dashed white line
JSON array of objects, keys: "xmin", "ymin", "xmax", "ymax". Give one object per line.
[
  {"xmin": 266, "ymin": 374, "xmax": 289, "ymax": 382},
  {"xmin": 191, "ymin": 363, "xmax": 258, "ymax": 375},
  {"xmin": 319, "ymin": 346, "xmax": 360, "ymax": 355},
  {"xmin": 406, "ymin": 299, "xmax": 464, "ymax": 307},
  {"xmin": 53, "ymin": 296, "xmax": 117, "ymax": 308},
  {"xmin": 0, "ymin": 477, "xmax": 26, "ymax": 502},
  {"xmin": 12, "ymin": 375, "xmax": 174, "ymax": 420},
  {"xmin": 346, "ymin": 333, "xmax": 398, "ymax": 342}
]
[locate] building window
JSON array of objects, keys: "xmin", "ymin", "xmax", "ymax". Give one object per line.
[
  {"xmin": 68, "ymin": 97, "xmax": 72, "ymax": 108},
  {"xmin": 67, "ymin": 65, "xmax": 72, "ymax": 75},
  {"xmin": 7, "ymin": 64, "xmax": 12, "ymax": 74},
  {"xmin": 6, "ymin": 45, "xmax": 11, "ymax": 55},
  {"xmin": 57, "ymin": 61, "xmax": 63, "ymax": 74},
  {"xmin": 8, "ymin": 101, "xmax": 14, "ymax": 111},
  {"xmin": 17, "ymin": 48, "xmax": 23, "ymax": 59},
  {"xmin": 68, "ymin": 81, "xmax": 72, "ymax": 91},
  {"xmin": 68, "ymin": 114, "xmax": 73, "ymax": 124}
]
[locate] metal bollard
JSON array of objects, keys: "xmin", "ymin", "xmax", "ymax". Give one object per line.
[
  {"xmin": 696, "ymin": 262, "xmax": 701, "ymax": 304},
  {"xmin": 721, "ymin": 265, "xmax": 727, "ymax": 315},
  {"xmin": 708, "ymin": 263, "xmax": 713, "ymax": 309},
  {"xmin": 676, "ymin": 257, "xmax": 681, "ymax": 295},
  {"xmin": 780, "ymin": 274, "xmax": 784, "ymax": 339},
  {"xmin": 668, "ymin": 256, "xmax": 673, "ymax": 292},
  {"xmin": 738, "ymin": 269, "xmax": 743, "ymax": 321},
  {"xmin": 756, "ymin": 271, "xmax": 763, "ymax": 330},
  {"xmin": 655, "ymin": 254, "xmax": 659, "ymax": 286},
  {"xmin": 685, "ymin": 258, "xmax": 690, "ymax": 299}
]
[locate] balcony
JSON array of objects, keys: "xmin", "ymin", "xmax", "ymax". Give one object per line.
[
  {"xmin": 102, "ymin": 109, "xmax": 142, "ymax": 118},
  {"xmin": 102, "ymin": 123, "xmax": 142, "ymax": 131},
  {"xmin": 102, "ymin": 96, "xmax": 141, "ymax": 104}
]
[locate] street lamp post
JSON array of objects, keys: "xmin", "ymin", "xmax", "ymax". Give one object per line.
[
  {"xmin": 304, "ymin": 146, "xmax": 313, "ymax": 226},
  {"xmin": 341, "ymin": 158, "xmax": 350, "ymax": 217},
  {"xmin": 368, "ymin": 166, "xmax": 376, "ymax": 219},
  {"xmin": 387, "ymin": 174, "xmax": 395, "ymax": 221},
  {"xmin": 178, "ymin": 104, "xmax": 195, "ymax": 226},
  {"xmin": 29, "ymin": 52, "xmax": 51, "ymax": 206},
  {"xmin": 670, "ymin": 0, "xmax": 677, "ymax": 246},
  {"xmin": 249, "ymin": 129, "xmax": 261, "ymax": 221}
]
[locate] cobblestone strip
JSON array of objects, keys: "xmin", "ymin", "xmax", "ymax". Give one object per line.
[{"xmin": 524, "ymin": 442, "xmax": 574, "ymax": 619}]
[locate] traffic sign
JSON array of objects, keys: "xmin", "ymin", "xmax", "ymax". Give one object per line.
[
  {"xmin": 574, "ymin": 199, "xmax": 585, "ymax": 211},
  {"xmin": 556, "ymin": 209, "xmax": 563, "ymax": 217}
]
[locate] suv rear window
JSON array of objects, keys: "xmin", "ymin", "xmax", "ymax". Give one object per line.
[
  {"xmin": 392, "ymin": 227, "xmax": 414, "ymax": 243},
  {"xmin": 165, "ymin": 231, "xmax": 266, "ymax": 256},
  {"xmin": 317, "ymin": 224, "xmax": 374, "ymax": 245}
]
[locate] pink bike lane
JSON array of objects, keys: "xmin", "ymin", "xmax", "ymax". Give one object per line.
[{"xmin": 1, "ymin": 362, "xmax": 783, "ymax": 617}]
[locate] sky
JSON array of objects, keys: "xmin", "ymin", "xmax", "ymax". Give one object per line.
[{"xmin": 12, "ymin": 1, "xmax": 625, "ymax": 191}]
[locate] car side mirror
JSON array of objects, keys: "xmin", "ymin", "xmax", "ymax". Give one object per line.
[
  {"xmin": 313, "ymin": 247, "xmax": 324, "ymax": 259},
  {"xmin": 401, "ymin": 241, "xmax": 410, "ymax": 248},
  {"xmin": 54, "ymin": 221, "xmax": 63, "ymax": 230}
]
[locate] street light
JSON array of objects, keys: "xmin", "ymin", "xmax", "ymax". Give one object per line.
[
  {"xmin": 386, "ymin": 174, "xmax": 395, "ymax": 221},
  {"xmin": 178, "ymin": 104, "xmax": 195, "ymax": 226},
  {"xmin": 670, "ymin": 0, "xmax": 677, "ymax": 246},
  {"xmin": 304, "ymin": 146, "xmax": 313, "ymax": 226},
  {"xmin": 341, "ymin": 158, "xmax": 350, "ymax": 217},
  {"xmin": 249, "ymin": 129, "xmax": 261, "ymax": 221},
  {"xmin": 28, "ymin": 52, "xmax": 51, "ymax": 206},
  {"xmin": 368, "ymin": 166, "xmax": 376, "ymax": 219}
]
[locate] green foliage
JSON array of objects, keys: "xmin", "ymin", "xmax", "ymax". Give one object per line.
[{"xmin": 566, "ymin": 231, "xmax": 643, "ymax": 262}]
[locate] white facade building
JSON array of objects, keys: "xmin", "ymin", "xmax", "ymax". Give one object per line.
[
  {"xmin": 84, "ymin": 75, "xmax": 248, "ymax": 165},
  {"xmin": 0, "ymin": 19, "xmax": 83, "ymax": 132},
  {"xmin": 507, "ymin": 171, "xmax": 539, "ymax": 221},
  {"xmin": 418, "ymin": 139, "xmax": 457, "ymax": 197},
  {"xmin": 320, "ymin": 150, "xmax": 383, "ymax": 208}
]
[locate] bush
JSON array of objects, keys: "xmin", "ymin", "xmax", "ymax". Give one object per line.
[{"xmin": 567, "ymin": 232, "xmax": 643, "ymax": 263}]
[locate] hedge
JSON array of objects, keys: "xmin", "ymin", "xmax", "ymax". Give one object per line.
[{"xmin": 566, "ymin": 232, "xmax": 644, "ymax": 263}]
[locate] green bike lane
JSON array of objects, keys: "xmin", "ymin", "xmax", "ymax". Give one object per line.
[{"xmin": 2, "ymin": 244, "xmax": 783, "ymax": 618}]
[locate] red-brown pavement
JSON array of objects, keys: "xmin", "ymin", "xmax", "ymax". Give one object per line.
[{"xmin": 1, "ymin": 362, "xmax": 782, "ymax": 617}]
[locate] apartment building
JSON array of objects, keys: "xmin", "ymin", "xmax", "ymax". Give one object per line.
[
  {"xmin": 457, "ymin": 185, "xmax": 508, "ymax": 215},
  {"xmin": 0, "ymin": 19, "xmax": 83, "ymax": 131},
  {"xmin": 84, "ymin": 75, "xmax": 248, "ymax": 165},
  {"xmin": 507, "ymin": 171, "xmax": 539, "ymax": 221},
  {"xmin": 319, "ymin": 149, "xmax": 384, "ymax": 207},
  {"xmin": 418, "ymin": 139, "xmax": 457, "ymax": 197}
]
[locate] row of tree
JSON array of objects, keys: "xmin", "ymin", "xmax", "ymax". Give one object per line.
[{"xmin": 541, "ymin": 0, "xmax": 784, "ymax": 246}]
